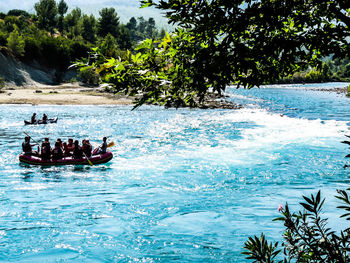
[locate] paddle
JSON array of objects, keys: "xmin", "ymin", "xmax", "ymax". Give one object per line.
[
  {"xmin": 23, "ymin": 132, "xmax": 40, "ymax": 146},
  {"xmin": 83, "ymin": 151, "xmax": 93, "ymax": 166},
  {"xmin": 107, "ymin": 141, "xmax": 115, "ymax": 148}
]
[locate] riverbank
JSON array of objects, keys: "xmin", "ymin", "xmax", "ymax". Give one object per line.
[
  {"xmin": 0, "ymin": 84, "xmax": 242, "ymax": 108},
  {"xmin": 1, "ymin": 82, "xmax": 348, "ymax": 106},
  {"xmin": 0, "ymin": 84, "xmax": 133, "ymax": 105}
]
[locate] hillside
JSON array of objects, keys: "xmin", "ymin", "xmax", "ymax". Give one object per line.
[
  {"xmin": 0, "ymin": 0, "xmax": 170, "ymax": 29},
  {"xmin": 0, "ymin": 50, "xmax": 71, "ymax": 87}
]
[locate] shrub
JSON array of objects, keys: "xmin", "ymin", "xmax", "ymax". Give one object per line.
[
  {"xmin": 0, "ymin": 31, "xmax": 7, "ymax": 46},
  {"xmin": 243, "ymin": 190, "xmax": 350, "ymax": 262},
  {"xmin": 77, "ymin": 68, "xmax": 99, "ymax": 86},
  {"xmin": 0, "ymin": 77, "xmax": 5, "ymax": 90},
  {"xmin": 7, "ymin": 27, "xmax": 25, "ymax": 57}
]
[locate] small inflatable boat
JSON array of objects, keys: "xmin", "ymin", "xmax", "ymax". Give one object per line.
[
  {"xmin": 24, "ymin": 117, "xmax": 58, "ymax": 125},
  {"xmin": 19, "ymin": 151, "xmax": 113, "ymax": 166}
]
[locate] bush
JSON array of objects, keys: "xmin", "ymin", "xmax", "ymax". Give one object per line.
[
  {"xmin": 243, "ymin": 190, "xmax": 350, "ymax": 262},
  {"xmin": 0, "ymin": 77, "xmax": 5, "ymax": 89},
  {"xmin": 77, "ymin": 68, "xmax": 99, "ymax": 86},
  {"xmin": 0, "ymin": 31, "xmax": 7, "ymax": 46},
  {"xmin": 7, "ymin": 28, "xmax": 25, "ymax": 57},
  {"xmin": 23, "ymin": 36, "xmax": 41, "ymax": 60}
]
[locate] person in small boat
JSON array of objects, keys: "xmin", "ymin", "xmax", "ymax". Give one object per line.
[
  {"xmin": 57, "ymin": 138, "xmax": 63, "ymax": 148},
  {"xmin": 42, "ymin": 114, "xmax": 48, "ymax": 123},
  {"xmin": 72, "ymin": 140, "xmax": 83, "ymax": 159},
  {"xmin": 62, "ymin": 142, "xmax": 71, "ymax": 157},
  {"xmin": 67, "ymin": 138, "xmax": 74, "ymax": 153},
  {"xmin": 52, "ymin": 141, "xmax": 63, "ymax": 160},
  {"xmin": 31, "ymin": 113, "xmax": 37, "ymax": 124},
  {"xmin": 82, "ymin": 139, "xmax": 92, "ymax": 157},
  {"xmin": 97, "ymin": 137, "xmax": 107, "ymax": 154},
  {"xmin": 41, "ymin": 138, "xmax": 51, "ymax": 160},
  {"xmin": 22, "ymin": 136, "xmax": 38, "ymax": 156}
]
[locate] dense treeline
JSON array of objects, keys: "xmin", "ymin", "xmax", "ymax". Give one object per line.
[
  {"xmin": 275, "ymin": 58, "xmax": 350, "ymax": 84},
  {"xmin": 0, "ymin": 0, "xmax": 166, "ymax": 82}
]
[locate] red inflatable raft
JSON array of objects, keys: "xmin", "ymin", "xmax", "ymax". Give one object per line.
[{"xmin": 19, "ymin": 151, "xmax": 113, "ymax": 166}]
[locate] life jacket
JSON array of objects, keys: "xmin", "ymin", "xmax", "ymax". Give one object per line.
[
  {"xmin": 41, "ymin": 143, "xmax": 51, "ymax": 159},
  {"xmin": 82, "ymin": 144, "xmax": 92, "ymax": 157},
  {"xmin": 73, "ymin": 146, "xmax": 83, "ymax": 159},
  {"xmin": 52, "ymin": 147, "xmax": 63, "ymax": 160}
]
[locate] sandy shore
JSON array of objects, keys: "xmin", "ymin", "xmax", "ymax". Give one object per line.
[{"xmin": 0, "ymin": 84, "xmax": 133, "ymax": 105}]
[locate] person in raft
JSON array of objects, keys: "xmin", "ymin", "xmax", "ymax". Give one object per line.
[
  {"xmin": 97, "ymin": 137, "xmax": 108, "ymax": 154},
  {"xmin": 82, "ymin": 139, "xmax": 92, "ymax": 157},
  {"xmin": 41, "ymin": 138, "xmax": 51, "ymax": 160},
  {"xmin": 62, "ymin": 142, "xmax": 70, "ymax": 157},
  {"xmin": 31, "ymin": 113, "xmax": 37, "ymax": 123},
  {"xmin": 72, "ymin": 140, "xmax": 83, "ymax": 159},
  {"xmin": 22, "ymin": 136, "xmax": 38, "ymax": 156},
  {"xmin": 52, "ymin": 141, "xmax": 63, "ymax": 160},
  {"xmin": 67, "ymin": 138, "xmax": 74, "ymax": 154},
  {"xmin": 42, "ymin": 114, "xmax": 48, "ymax": 123}
]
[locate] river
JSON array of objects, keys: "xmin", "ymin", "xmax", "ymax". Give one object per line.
[{"xmin": 0, "ymin": 83, "xmax": 349, "ymax": 262}]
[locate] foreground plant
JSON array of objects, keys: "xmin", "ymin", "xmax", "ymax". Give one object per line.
[{"xmin": 243, "ymin": 190, "xmax": 350, "ymax": 262}]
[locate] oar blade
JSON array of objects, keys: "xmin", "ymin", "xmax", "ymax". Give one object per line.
[
  {"xmin": 87, "ymin": 159, "xmax": 93, "ymax": 166},
  {"xmin": 107, "ymin": 141, "xmax": 115, "ymax": 148}
]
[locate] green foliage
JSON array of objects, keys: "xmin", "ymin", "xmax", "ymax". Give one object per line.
[
  {"xmin": 7, "ymin": 27, "xmax": 25, "ymax": 57},
  {"xmin": 97, "ymin": 8, "xmax": 119, "ymax": 38},
  {"xmin": 138, "ymin": 0, "xmax": 350, "ymax": 104},
  {"xmin": 0, "ymin": 30, "xmax": 7, "ymax": 46},
  {"xmin": 7, "ymin": 10, "xmax": 30, "ymax": 19},
  {"xmin": 242, "ymin": 234, "xmax": 281, "ymax": 263},
  {"xmin": 57, "ymin": 0, "xmax": 68, "ymax": 32},
  {"xmin": 99, "ymin": 34, "xmax": 117, "ymax": 57},
  {"xmin": 0, "ymin": 77, "xmax": 5, "ymax": 89},
  {"xmin": 81, "ymin": 14, "xmax": 97, "ymax": 43},
  {"xmin": 243, "ymin": 190, "xmax": 350, "ymax": 262},
  {"xmin": 64, "ymin": 8, "xmax": 82, "ymax": 38},
  {"xmin": 77, "ymin": 68, "xmax": 99, "ymax": 86},
  {"xmin": 116, "ymin": 25, "xmax": 132, "ymax": 50},
  {"xmin": 57, "ymin": 0, "xmax": 68, "ymax": 16},
  {"xmin": 34, "ymin": 0, "xmax": 58, "ymax": 33}
]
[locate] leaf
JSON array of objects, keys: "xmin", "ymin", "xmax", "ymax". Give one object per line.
[{"xmin": 300, "ymin": 202, "xmax": 313, "ymax": 212}]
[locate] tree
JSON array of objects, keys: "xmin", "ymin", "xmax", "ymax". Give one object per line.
[
  {"xmin": 34, "ymin": 0, "xmax": 58, "ymax": 33},
  {"xmin": 97, "ymin": 8, "xmax": 119, "ymax": 38},
  {"xmin": 116, "ymin": 25, "xmax": 132, "ymax": 50},
  {"xmin": 146, "ymin": 17, "xmax": 155, "ymax": 38},
  {"xmin": 7, "ymin": 9, "xmax": 31, "ymax": 19},
  {"xmin": 57, "ymin": 0, "xmax": 68, "ymax": 33},
  {"xmin": 64, "ymin": 8, "xmax": 82, "ymax": 38},
  {"xmin": 7, "ymin": 26, "xmax": 25, "ymax": 56},
  {"xmin": 126, "ymin": 17, "xmax": 137, "ymax": 31},
  {"xmin": 99, "ymin": 33, "xmax": 117, "ymax": 57},
  {"xmin": 137, "ymin": 16, "xmax": 146, "ymax": 34},
  {"xmin": 138, "ymin": 0, "xmax": 350, "ymax": 103},
  {"xmin": 81, "ymin": 14, "xmax": 97, "ymax": 43}
]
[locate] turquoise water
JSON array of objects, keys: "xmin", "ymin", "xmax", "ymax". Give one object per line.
[{"xmin": 0, "ymin": 83, "xmax": 349, "ymax": 262}]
